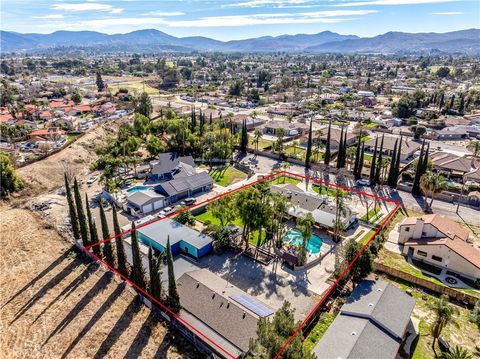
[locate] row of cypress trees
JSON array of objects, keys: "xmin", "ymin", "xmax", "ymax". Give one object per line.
[
  {"xmin": 64, "ymin": 174, "xmax": 181, "ymax": 312},
  {"xmin": 412, "ymin": 140, "xmax": 430, "ymax": 196}
]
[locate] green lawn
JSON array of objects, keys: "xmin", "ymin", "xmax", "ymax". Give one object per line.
[
  {"xmin": 285, "ymin": 145, "xmax": 306, "ymax": 160},
  {"xmin": 209, "ymin": 166, "xmax": 247, "ymax": 187},
  {"xmin": 270, "ymin": 176, "xmax": 300, "ymax": 185},
  {"xmin": 66, "ymin": 133, "xmax": 80, "ymax": 143},
  {"xmin": 249, "ymin": 136, "xmax": 273, "ymax": 150},
  {"xmin": 358, "ymin": 229, "xmax": 375, "ymax": 245},
  {"xmin": 360, "ymin": 205, "xmax": 380, "ymax": 222},
  {"xmin": 195, "ymin": 210, "xmax": 267, "ymax": 246},
  {"xmin": 311, "ymin": 184, "xmax": 334, "ymax": 196},
  {"xmin": 303, "ymin": 311, "xmax": 338, "ymax": 352}
]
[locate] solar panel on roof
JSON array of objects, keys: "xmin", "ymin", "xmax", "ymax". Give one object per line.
[{"xmin": 229, "ymin": 294, "xmax": 274, "ymax": 317}]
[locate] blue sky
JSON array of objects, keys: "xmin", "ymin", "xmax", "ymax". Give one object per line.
[{"xmin": 1, "ymin": 0, "xmax": 478, "ymax": 40}]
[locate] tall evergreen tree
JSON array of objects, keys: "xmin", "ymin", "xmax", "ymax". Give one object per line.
[
  {"xmin": 166, "ymin": 237, "xmax": 181, "ymax": 313},
  {"xmin": 74, "ymin": 178, "xmax": 89, "ymax": 247},
  {"xmin": 209, "ymin": 112, "xmax": 213, "ymax": 125},
  {"xmin": 387, "ymin": 138, "xmax": 399, "ymax": 187},
  {"xmin": 136, "ymin": 92, "xmax": 152, "ymax": 118},
  {"xmin": 112, "ymin": 206, "xmax": 129, "ymax": 278},
  {"xmin": 99, "ymin": 204, "xmax": 115, "ymax": 267},
  {"xmin": 130, "ymin": 223, "xmax": 146, "ymax": 290},
  {"xmin": 458, "ymin": 94, "xmax": 465, "ymax": 113},
  {"xmin": 240, "ymin": 119, "xmax": 248, "ymax": 153},
  {"xmin": 85, "ymin": 195, "xmax": 101, "ymax": 257},
  {"xmin": 353, "ymin": 129, "xmax": 363, "ymax": 179},
  {"xmin": 358, "ymin": 142, "xmax": 365, "ymax": 179},
  {"xmin": 65, "ymin": 173, "xmax": 80, "ymax": 240},
  {"xmin": 324, "ymin": 120, "xmax": 332, "ymax": 165},
  {"xmin": 305, "ymin": 118, "xmax": 313, "ymax": 169},
  {"xmin": 96, "ymin": 71, "xmax": 104, "ymax": 92},
  {"xmin": 449, "ymin": 95, "xmax": 455, "ymax": 109},
  {"xmin": 374, "ymin": 135, "xmax": 384, "ymax": 184},
  {"xmin": 199, "ymin": 109, "xmax": 205, "ymax": 135},
  {"xmin": 421, "ymin": 142, "xmax": 430, "ymax": 175},
  {"xmin": 392, "ymin": 136, "xmax": 403, "ymax": 188},
  {"xmin": 412, "ymin": 140, "xmax": 426, "ymax": 196},
  {"xmin": 148, "ymin": 246, "xmax": 162, "ymax": 301},
  {"xmin": 337, "ymin": 126, "xmax": 345, "ymax": 169},
  {"xmin": 369, "ymin": 136, "xmax": 378, "ymax": 185}
]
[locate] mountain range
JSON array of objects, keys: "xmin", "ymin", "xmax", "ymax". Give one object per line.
[{"xmin": 1, "ymin": 28, "xmax": 479, "ymax": 54}]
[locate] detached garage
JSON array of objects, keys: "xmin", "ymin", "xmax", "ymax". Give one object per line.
[{"xmin": 126, "ymin": 190, "xmax": 165, "ymax": 215}]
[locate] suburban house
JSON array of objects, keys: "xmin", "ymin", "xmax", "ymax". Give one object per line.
[
  {"xmin": 432, "ymin": 126, "xmax": 469, "ymax": 140},
  {"xmin": 28, "ymin": 127, "xmax": 65, "ymax": 141},
  {"xmin": 137, "ymin": 218, "xmax": 213, "ymax": 259},
  {"xmin": 177, "ymin": 269, "xmax": 274, "ymax": 358},
  {"xmin": 149, "ymin": 152, "xmax": 197, "ymax": 180},
  {"xmin": 233, "ymin": 114, "xmax": 266, "ymax": 131},
  {"xmin": 263, "ymin": 120, "xmax": 308, "ymax": 136},
  {"xmin": 364, "ymin": 135, "xmax": 421, "ymax": 162},
  {"xmin": 270, "ymin": 184, "xmax": 357, "ymax": 230},
  {"xmin": 155, "ymin": 172, "xmax": 214, "ymax": 204},
  {"xmin": 398, "ymin": 214, "xmax": 480, "ymax": 280},
  {"xmin": 313, "ymin": 126, "xmax": 356, "ymax": 150},
  {"xmin": 430, "ymin": 152, "xmax": 480, "ymax": 181},
  {"xmin": 313, "ymin": 280, "xmax": 416, "ymax": 359},
  {"xmin": 126, "ymin": 190, "xmax": 165, "ymax": 215}
]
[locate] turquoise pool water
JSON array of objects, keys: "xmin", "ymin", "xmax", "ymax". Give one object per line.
[
  {"xmin": 126, "ymin": 185, "xmax": 153, "ymax": 193},
  {"xmin": 284, "ymin": 229, "xmax": 323, "ymax": 254}
]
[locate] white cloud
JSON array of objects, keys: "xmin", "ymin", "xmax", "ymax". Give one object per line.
[
  {"xmin": 33, "ymin": 14, "xmax": 65, "ymax": 19},
  {"xmin": 142, "ymin": 11, "xmax": 185, "ymax": 16},
  {"xmin": 334, "ymin": 0, "xmax": 459, "ymax": 6},
  {"xmin": 432, "ymin": 11, "xmax": 463, "ymax": 14},
  {"xmin": 51, "ymin": 2, "xmax": 123, "ymax": 13},
  {"xmin": 223, "ymin": 0, "xmax": 314, "ymax": 8},
  {"xmin": 45, "ymin": 9, "xmax": 376, "ymax": 30}
]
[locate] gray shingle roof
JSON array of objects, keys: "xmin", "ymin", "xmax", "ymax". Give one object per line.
[
  {"xmin": 177, "ymin": 269, "xmax": 269, "ymax": 354},
  {"xmin": 313, "ymin": 280, "xmax": 416, "ymax": 359},
  {"xmin": 126, "ymin": 190, "xmax": 164, "ymax": 207},
  {"xmin": 149, "ymin": 152, "xmax": 196, "ymax": 176},
  {"xmin": 157, "ymin": 172, "xmax": 214, "ymax": 197}
]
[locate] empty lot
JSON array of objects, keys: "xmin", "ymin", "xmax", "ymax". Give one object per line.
[{"xmin": 0, "ymin": 206, "xmax": 199, "ymax": 359}]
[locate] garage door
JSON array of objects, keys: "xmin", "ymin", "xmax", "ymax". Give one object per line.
[
  {"xmin": 142, "ymin": 204, "xmax": 153, "ymax": 213},
  {"xmin": 153, "ymin": 200, "xmax": 164, "ymax": 210}
]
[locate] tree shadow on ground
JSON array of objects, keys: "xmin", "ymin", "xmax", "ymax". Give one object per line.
[
  {"xmin": 122, "ymin": 311, "xmax": 156, "ymax": 359},
  {"xmin": 2, "ymin": 247, "xmax": 73, "ymax": 309},
  {"xmin": 32, "ymin": 263, "xmax": 96, "ymax": 324},
  {"xmin": 42, "ymin": 272, "xmax": 113, "ymax": 346},
  {"xmin": 92, "ymin": 297, "xmax": 142, "ymax": 359},
  {"xmin": 10, "ymin": 256, "xmax": 82, "ymax": 325},
  {"xmin": 60, "ymin": 282, "xmax": 127, "ymax": 359}
]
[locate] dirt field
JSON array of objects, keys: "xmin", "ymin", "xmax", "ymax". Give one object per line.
[{"xmin": 0, "ymin": 206, "xmax": 199, "ymax": 359}]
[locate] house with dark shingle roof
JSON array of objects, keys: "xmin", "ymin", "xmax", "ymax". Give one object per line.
[
  {"xmin": 177, "ymin": 269, "xmax": 274, "ymax": 358},
  {"xmin": 155, "ymin": 171, "xmax": 214, "ymax": 204},
  {"xmin": 149, "ymin": 152, "xmax": 197, "ymax": 180},
  {"xmin": 312, "ymin": 280, "xmax": 416, "ymax": 359},
  {"xmin": 399, "ymin": 214, "xmax": 479, "ymax": 280}
]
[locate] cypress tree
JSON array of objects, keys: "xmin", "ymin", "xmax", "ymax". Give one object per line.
[
  {"xmin": 438, "ymin": 93, "xmax": 445, "ymax": 109},
  {"xmin": 130, "ymin": 223, "xmax": 146, "ymax": 290},
  {"xmin": 374, "ymin": 135, "xmax": 384, "ymax": 185},
  {"xmin": 353, "ymin": 130, "xmax": 362, "ymax": 179},
  {"xmin": 241, "ymin": 119, "xmax": 248, "ymax": 153},
  {"xmin": 421, "ymin": 142, "xmax": 430, "ymax": 174},
  {"xmin": 392, "ymin": 136, "xmax": 403, "ymax": 187},
  {"xmin": 412, "ymin": 140, "xmax": 426, "ymax": 196},
  {"xmin": 337, "ymin": 126, "xmax": 345, "ymax": 169},
  {"xmin": 199, "ymin": 110, "xmax": 205, "ymax": 135},
  {"xmin": 148, "ymin": 246, "xmax": 162, "ymax": 301},
  {"xmin": 324, "ymin": 120, "xmax": 332, "ymax": 165},
  {"xmin": 65, "ymin": 173, "xmax": 80, "ymax": 241},
  {"xmin": 209, "ymin": 112, "xmax": 213, "ymax": 125},
  {"xmin": 112, "ymin": 206, "xmax": 129, "ymax": 278},
  {"xmin": 358, "ymin": 142, "xmax": 365, "ymax": 179},
  {"xmin": 387, "ymin": 138, "xmax": 399, "ymax": 187},
  {"xmin": 99, "ymin": 204, "xmax": 115, "ymax": 268},
  {"xmin": 74, "ymin": 178, "xmax": 89, "ymax": 247},
  {"xmin": 449, "ymin": 95, "xmax": 455, "ymax": 109},
  {"xmin": 85, "ymin": 194, "xmax": 100, "ymax": 257},
  {"xmin": 305, "ymin": 118, "xmax": 313, "ymax": 169},
  {"xmin": 369, "ymin": 136, "xmax": 378, "ymax": 185},
  {"xmin": 166, "ymin": 237, "xmax": 181, "ymax": 313},
  {"xmin": 458, "ymin": 94, "xmax": 465, "ymax": 113},
  {"xmin": 96, "ymin": 71, "xmax": 104, "ymax": 92}
]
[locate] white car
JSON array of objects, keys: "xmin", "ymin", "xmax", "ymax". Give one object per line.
[
  {"xmin": 86, "ymin": 176, "xmax": 98, "ymax": 185},
  {"xmin": 160, "ymin": 206, "xmax": 174, "ymax": 215}
]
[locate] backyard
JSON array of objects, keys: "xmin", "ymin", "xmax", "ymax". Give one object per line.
[
  {"xmin": 249, "ymin": 136, "xmax": 273, "ymax": 150},
  {"xmin": 209, "ymin": 166, "xmax": 247, "ymax": 187},
  {"xmin": 270, "ymin": 176, "xmax": 300, "ymax": 185}
]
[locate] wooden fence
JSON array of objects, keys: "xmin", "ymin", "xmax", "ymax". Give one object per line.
[{"xmin": 374, "ymin": 262, "xmax": 478, "ymax": 306}]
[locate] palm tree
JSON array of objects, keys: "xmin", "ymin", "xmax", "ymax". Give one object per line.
[
  {"xmin": 280, "ymin": 161, "xmax": 291, "ymax": 183},
  {"xmin": 292, "ymin": 140, "xmax": 299, "ymax": 156},
  {"xmin": 420, "ymin": 171, "xmax": 447, "ymax": 209},
  {"xmin": 441, "ymin": 346, "xmax": 472, "ymax": 359},
  {"xmin": 254, "ymin": 129, "xmax": 263, "ymax": 153},
  {"xmin": 296, "ymin": 213, "xmax": 315, "ymax": 266},
  {"xmin": 347, "ymin": 146, "xmax": 357, "ymax": 171},
  {"xmin": 431, "ymin": 295, "xmax": 457, "ymax": 356}
]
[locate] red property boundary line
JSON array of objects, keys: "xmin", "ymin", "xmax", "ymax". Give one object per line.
[{"xmin": 83, "ymin": 170, "xmax": 400, "ymax": 359}]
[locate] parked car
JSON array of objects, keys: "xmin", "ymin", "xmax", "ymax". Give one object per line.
[
  {"xmin": 160, "ymin": 206, "xmax": 174, "ymax": 216},
  {"xmin": 180, "ymin": 197, "xmax": 196, "ymax": 206},
  {"xmin": 356, "ymin": 179, "xmax": 370, "ymax": 187},
  {"xmin": 86, "ymin": 176, "xmax": 98, "ymax": 185}
]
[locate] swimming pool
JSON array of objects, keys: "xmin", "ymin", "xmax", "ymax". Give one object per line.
[
  {"xmin": 283, "ymin": 229, "xmax": 323, "ymax": 254},
  {"xmin": 126, "ymin": 185, "xmax": 154, "ymax": 193}
]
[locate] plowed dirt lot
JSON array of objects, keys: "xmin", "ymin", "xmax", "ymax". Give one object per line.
[{"xmin": 0, "ymin": 207, "xmax": 198, "ymax": 359}]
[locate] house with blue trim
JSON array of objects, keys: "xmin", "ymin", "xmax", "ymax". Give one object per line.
[{"xmin": 137, "ymin": 218, "xmax": 213, "ymax": 259}]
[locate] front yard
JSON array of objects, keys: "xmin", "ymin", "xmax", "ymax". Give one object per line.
[
  {"xmin": 209, "ymin": 166, "xmax": 247, "ymax": 187},
  {"xmin": 270, "ymin": 176, "xmax": 301, "ymax": 185}
]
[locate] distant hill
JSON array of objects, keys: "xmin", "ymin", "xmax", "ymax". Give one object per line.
[
  {"xmin": 305, "ymin": 29, "xmax": 480, "ymax": 54},
  {"xmin": 1, "ymin": 28, "xmax": 479, "ymax": 54}
]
